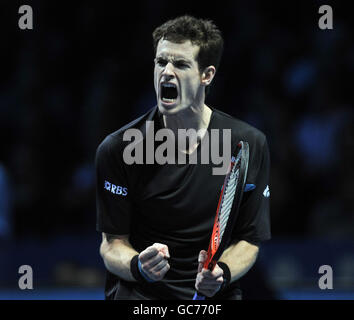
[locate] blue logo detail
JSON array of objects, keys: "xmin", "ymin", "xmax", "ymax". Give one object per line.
[
  {"xmin": 104, "ymin": 180, "xmax": 128, "ymax": 196},
  {"xmin": 244, "ymin": 184, "xmax": 256, "ymax": 192}
]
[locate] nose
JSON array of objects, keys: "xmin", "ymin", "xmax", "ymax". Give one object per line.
[{"xmin": 162, "ymin": 62, "xmax": 175, "ymax": 79}]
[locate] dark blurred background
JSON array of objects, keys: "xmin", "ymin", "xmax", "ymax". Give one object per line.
[{"xmin": 0, "ymin": 0, "xmax": 353, "ymax": 299}]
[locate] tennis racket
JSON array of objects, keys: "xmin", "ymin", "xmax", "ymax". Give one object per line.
[{"xmin": 193, "ymin": 140, "xmax": 249, "ymax": 300}]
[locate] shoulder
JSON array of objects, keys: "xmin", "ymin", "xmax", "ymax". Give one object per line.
[
  {"xmin": 211, "ymin": 108, "xmax": 267, "ymax": 147},
  {"xmin": 211, "ymin": 108, "xmax": 269, "ymax": 182},
  {"xmin": 96, "ymin": 106, "xmax": 158, "ymax": 159}
]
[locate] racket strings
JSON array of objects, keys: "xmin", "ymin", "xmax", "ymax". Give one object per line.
[{"xmin": 218, "ymin": 158, "xmax": 241, "ymax": 241}]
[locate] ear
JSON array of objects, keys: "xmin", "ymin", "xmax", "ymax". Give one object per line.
[{"xmin": 201, "ymin": 66, "xmax": 216, "ymax": 87}]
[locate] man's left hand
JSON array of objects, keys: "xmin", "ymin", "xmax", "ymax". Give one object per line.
[{"xmin": 194, "ymin": 250, "xmax": 224, "ymax": 297}]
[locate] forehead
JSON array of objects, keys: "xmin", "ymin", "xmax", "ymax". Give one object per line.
[{"xmin": 155, "ymin": 39, "xmax": 200, "ymax": 62}]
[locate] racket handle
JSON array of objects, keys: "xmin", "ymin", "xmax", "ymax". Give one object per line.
[
  {"xmin": 193, "ymin": 291, "xmax": 206, "ymax": 300},
  {"xmin": 193, "ymin": 260, "xmax": 215, "ymax": 300}
]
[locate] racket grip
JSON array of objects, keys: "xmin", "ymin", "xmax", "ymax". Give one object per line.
[{"xmin": 192, "ymin": 291, "xmax": 206, "ymax": 300}]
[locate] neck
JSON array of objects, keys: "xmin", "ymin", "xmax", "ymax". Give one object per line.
[
  {"xmin": 162, "ymin": 103, "xmax": 212, "ymax": 154},
  {"xmin": 163, "ymin": 104, "xmax": 211, "ymax": 131}
]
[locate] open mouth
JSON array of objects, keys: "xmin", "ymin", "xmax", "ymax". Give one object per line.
[{"xmin": 160, "ymin": 82, "xmax": 178, "ymax": 103}]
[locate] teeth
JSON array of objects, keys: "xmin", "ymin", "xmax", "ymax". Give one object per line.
[
  {"xmin": 162, "ymin": 98, "xmax": 176, "ymax": 102},
  {"xmin": 161, "ymin": 83, "xmax": 176, "ymax": 88}
]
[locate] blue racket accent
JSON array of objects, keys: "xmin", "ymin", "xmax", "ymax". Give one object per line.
[{"xmin": 193, "ymin": 292, "xmax": 206, "ymax": 300}]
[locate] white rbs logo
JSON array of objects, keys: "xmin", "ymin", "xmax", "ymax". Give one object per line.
[
  {"xmin": 105, "ymin": 180, "xmax": 128, "ymax": 196},
  {"xmin": 263, "ymin": 185, "xmax": 270, "ymax": 198}
]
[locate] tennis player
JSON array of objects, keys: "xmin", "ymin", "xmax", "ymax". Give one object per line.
[{"xmin": 96, "ymin": 15, "xmax": 271, "ymax": 300}]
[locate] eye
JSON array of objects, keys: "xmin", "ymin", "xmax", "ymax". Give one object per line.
[
  {"xmin": 175, "ymin": 61, "xmax": 189, "ymax": 69},
  {"xmin": 155, "ymin": 58, "xmax": 167, "ymax": 67}
]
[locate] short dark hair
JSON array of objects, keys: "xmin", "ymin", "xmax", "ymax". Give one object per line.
[{"xmin": 152, "ymin": 15, "xmax": 224, "ymax": 73}]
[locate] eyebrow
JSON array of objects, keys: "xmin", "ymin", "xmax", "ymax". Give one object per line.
[{"xmin": 156, "ymin": 55, "xmax": 192, "ymax": 64}]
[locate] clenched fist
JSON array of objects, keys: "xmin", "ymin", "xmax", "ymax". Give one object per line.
[
  {"xmin": 138, "ymin": 243, "xmax": 170, "ymax": 281},
  {"xmin": 195, "ymin": 250, "xmax": 224, "ymax": 297}
]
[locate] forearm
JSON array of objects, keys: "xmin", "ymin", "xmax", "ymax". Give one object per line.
[
  {"xmin": 219, "ymin": 240, "xmax": 259, "ymax": 283},
  {"xmin": 100, "ymin": 233, "xmax": 138, "ymax": 282}
]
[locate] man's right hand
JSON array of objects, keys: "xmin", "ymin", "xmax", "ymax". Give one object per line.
[{"xmin": 138, "ymin": 243, "xmax": 170, "ymax": 281}]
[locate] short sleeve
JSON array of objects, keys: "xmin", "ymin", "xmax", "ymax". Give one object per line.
[
  {"xmin": 95, "ymin": 135, "xmax": 133, "ymax": 235},
  {"xmin": 231, "ymin": 137, "xmax": 271, "ymax": 244}
]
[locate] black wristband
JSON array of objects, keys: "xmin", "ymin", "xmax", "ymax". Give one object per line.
[
  {"xmin": 217, "ymin": 262, "xmax": 231, "ymax": 291},
  {"xmin": 130, "ymin": 255, "xmax": 148, "ymax": 283}
]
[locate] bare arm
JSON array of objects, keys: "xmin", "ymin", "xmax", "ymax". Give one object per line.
[
  {"xmin": 99, "ymin": 233, "xmax": 138, "ymax": 281},
  {"xmin": 99, "ymin": 233, "xmax": 171, "ymax": 282},
  {"xmin": 219, "ymin": 240, "xmax": 259, "ymax": 282},
  {"xmin": 195, "ymin": 240, "xmax": 259, "ymax": 297}
]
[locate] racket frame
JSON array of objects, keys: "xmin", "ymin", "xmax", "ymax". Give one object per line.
[{"xmin": 203, "ymin": 140, "xmax": 250, "ymax": 271}]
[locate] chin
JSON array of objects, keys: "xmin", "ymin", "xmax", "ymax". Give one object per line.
[{"xmin": 157, "ymin": 101, "xmax": 182, "ymax": 115}]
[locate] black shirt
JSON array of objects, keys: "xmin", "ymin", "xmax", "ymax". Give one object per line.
[{"xmin": 95, "ymin": 106, "xmax": 271, "ymax": 300}]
